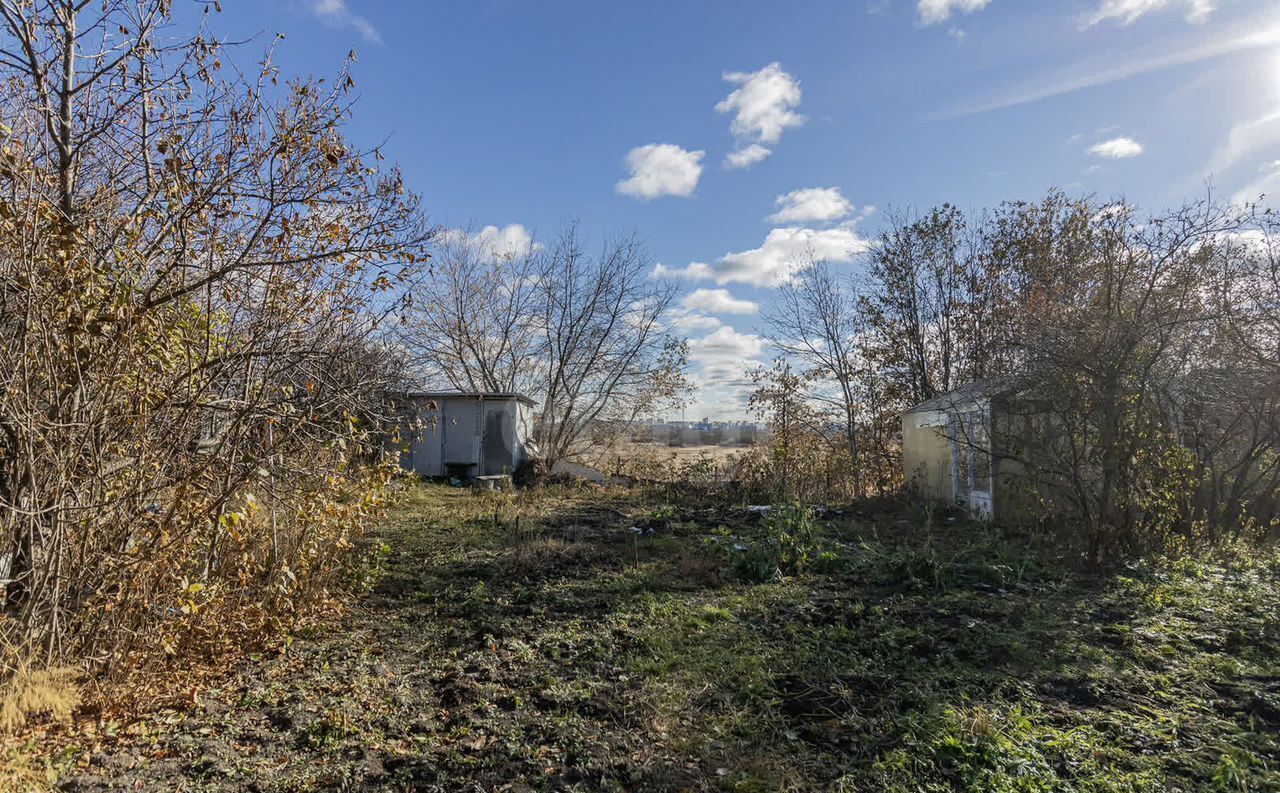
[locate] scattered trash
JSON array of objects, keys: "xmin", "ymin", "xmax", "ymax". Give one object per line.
[
  {"xmin": 628, "ymin": 526, "xmax": 656, "ymax": 537},
  {"xmin": 745, "ymin": 505, "xmax": 772, "ymax": 515}
]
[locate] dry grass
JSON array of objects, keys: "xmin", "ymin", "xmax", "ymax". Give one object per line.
[
  {"xmin": 0, "ymin": 666, "xmax": 80, "ymax": 735},
  {"xmin": 604, "ymin": 442, "xmax": 745, "ymax": 464},
  {"xmin": 0, "ymin": 755, "xmax": 51, "ymax": 793}
]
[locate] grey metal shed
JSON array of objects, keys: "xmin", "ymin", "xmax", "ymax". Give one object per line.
[{"xmin": 396, "ymin": 391, "xmax": 537, "ymax": 479}]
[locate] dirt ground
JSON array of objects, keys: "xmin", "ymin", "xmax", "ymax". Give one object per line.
[{"xmin": 35, "ymin": 482, "xmax": 1280, "ymax": 791}]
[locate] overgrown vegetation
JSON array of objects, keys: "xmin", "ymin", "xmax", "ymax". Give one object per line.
[
  {"xmin": 27, "ymin": 482, "xmax": 1278, "ymax": 791},
  {"xmin": 0, "ymin": 4, "xmax": 1274, "ymax": 790},
  {"xmin": 0, "ymin": 0, "xmax": 429, "ymax": 723},
  {"xmin": 754, "ymin": 192, "xmax": 1279, "ymax": 560}
]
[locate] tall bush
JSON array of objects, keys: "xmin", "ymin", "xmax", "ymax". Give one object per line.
[{"xmin": 0, "ymin": 1, "xmax": 432, "ymax": 697}]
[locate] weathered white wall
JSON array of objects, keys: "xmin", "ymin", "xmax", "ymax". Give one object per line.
[
  {"xmin": 399, "ymin": 395, "xmax": 533, "ymax": 478},
  {"xmin": 903, "ymin": 409, "xmax": 954, "ymax": 504},
  {"xmin": 902, "ymin": 396, "xmax": 995, "ymax": 520}
]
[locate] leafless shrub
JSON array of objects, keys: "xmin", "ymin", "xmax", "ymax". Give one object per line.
[{"xmin": 0, "ymin": 0, "xmax": 432, "ymax": 700}]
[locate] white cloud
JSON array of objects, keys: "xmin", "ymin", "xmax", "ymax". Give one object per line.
[
  {"xmin": 671, "ymin": 312, "xmax": 725, "ymax": 332},
  {"xmin": 689, "ymin": 325, "xmax": 765, "ymax": 371},
  {"xmin": 680, "ymin": 288, "xmax": 759, "ymax": 315},
  {"xmin": 658, "ymin": 224, "xmax": 871, "ymax": 288},
  {"xmin": 1207, "ymin": 109, "xmax": 1280, "ymax": 177},
  {"xmin": 1088, "ymin": 136, "xmax": 1144, "ymax": 158},
  {"xmin": 442, "ymin": 224, "xmax": 539, "ymax": 261},
  {"xmin": 724, "ymin": 143, "xmax": 773, "ymax": 170},
  {"xmin": 934, "ymin": 18, "xmax": 1280, "ymax": 117},
  {"xmin": 306, "ymin": 0, "xmax": 382, "ymax": 44},
  {"xmin": 615, "ymin": 143, "xmax": 704, "ymax": 200},
  {"xmin": 1085, "ymin": 0, "xmax": 1215, "ymax": 27},
  {"xmin": 1231, "ymin": 157, "xmax": 1280, "ymax": 205},
  {"xmin": 716, "ymin": 226, "xmax": 871, "ymax": 288},
  {"xmin": 653, "ymin": 261, "xmax": 715, "ymax": 280},
  {"xmin": 918, "ymin": 0, "xmax": 992, "ymax": 26},
  {"xmin": 716, "ymin": 63, "xmax": 805, "ymax": 146},
  {"xmin": 683, "ymin": 325, "xmax": 770, "ymax": 418},
  {"xmin": 768, "ymin": 187, "xmax": 855, "ymax": 224}
]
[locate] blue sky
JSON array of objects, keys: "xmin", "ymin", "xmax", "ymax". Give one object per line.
[{"xmin": 200, "ymin": 0, "xmax": 1280, "ymax": 419}]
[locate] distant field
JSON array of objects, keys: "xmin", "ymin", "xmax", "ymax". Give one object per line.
[{"xmin": 595, "ymin": 441, "xmax": 749, "ymax": 466}]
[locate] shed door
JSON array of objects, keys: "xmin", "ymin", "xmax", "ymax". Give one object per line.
[
  {"xmin": 481, "ymin": 404, "xmax": 514, "ymax": 475},
  {"xmin": 950, "ymin": 410, "xmax": 993, "ymax": 519},
  {"xmin": 409, "ymin": 400, "xmax": 443, "ymax": 476},
  {"xmin": 442, "ymin": 399, "xmax": 480, "ymax": 470}
]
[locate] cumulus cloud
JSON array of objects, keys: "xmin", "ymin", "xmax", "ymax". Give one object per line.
[
  {"xmin": 768, "ymin": 187, "xmax": 855, "ymax": 224},
  {"xmin": 653, "ymin": 261, "xmax": 715, "ymax": 280},
  {"xmin": 670, "ymin": 312, "xmax": 725, "ymax": 332},
  {"xmin": 442, "ymin": 224, "xmax": 539, "ymax": 261},
  {"xmin": 724, "ymin": 143, "xmax": 773, "ymax": 170},
  {"xmin": 918, "ymin": 0, "xmax": 992, "ymax": 26},
  {"xmin": 658, "ymin": 225, "xmax": 871, "ymax": 288},
  {"xmin": 680, "ymin": 288, "xmax": 759, "ymax": 315},
  {"xmin": 683, "ymin": 325, "xmax": 769, "ymax": 418},
  {"xmin": 717, "ymin": 62, "xmax": 804, "ymax": 147},
  {"xmin": 615, "ymin": 143, "xmax": 705, "ymax": 200},
  {"xmin": 689, "ymin": 325, "xmax": 765, "ymax": 375},
  {"xmin": 306, "ymin": 0, "xmax": 382, "ymax": 43},
  {"xmin": 1088, "ymin": 136, "xmax": 1144, "ymax": 158},
  {"xmin": 1085, "ymin": 0, "xmax": 1215, "ymax": 27},
  {"xmin": 717, "ymin": 226, "xmax": 871, "ymax": 288}
]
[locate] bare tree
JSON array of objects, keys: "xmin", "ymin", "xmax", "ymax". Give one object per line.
[
  {"xmin": 400, "ymin": 223, "xmax": 688, "ymax": 467},
  {"xmin": 398, "ymin": 227, "xmax": 542, "ymax": 393},
  {"xmin": 859, "ymin": 205, "xmax": 968, "ymax": 406},
  {"xmin": 534, "ymin": 225, "xmax": 687, "ymax": 464},
  {"xmin": 764, "ymin": 259, "xmax": 865, "ymax": 494}
]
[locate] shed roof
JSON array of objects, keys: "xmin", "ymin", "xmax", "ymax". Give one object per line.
[
  {"xmin": 903, "ymin": 379, "xmax": 1005, "ymax": 415},
  {"xmin": 401, "ymin": 390, "xmax": 537, "ymax": 408}
]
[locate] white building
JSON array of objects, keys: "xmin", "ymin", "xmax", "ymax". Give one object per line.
[{"xmin": 395, "ymin": 392, "xmax": 536, "ymax": 478}]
